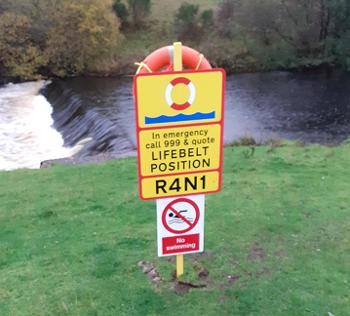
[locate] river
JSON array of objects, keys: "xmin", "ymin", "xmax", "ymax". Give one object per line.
[{"xmin": 1, "ymin": 71, "xmax": 350, "ymax": 170}]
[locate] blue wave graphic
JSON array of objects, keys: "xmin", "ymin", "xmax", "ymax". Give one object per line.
[{"xmin": 145, "ymin": 111, "xmax": 216, "ymax": 124}]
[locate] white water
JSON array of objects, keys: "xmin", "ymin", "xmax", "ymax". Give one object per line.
[{"xmin": 0, "ymin": 81, "xmax": 81, "ymax": 170}]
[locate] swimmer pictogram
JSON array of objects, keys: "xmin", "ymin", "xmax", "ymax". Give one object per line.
[{"xmin": 162, "ymin": 198, "xmax": 200, "ymax": 234}]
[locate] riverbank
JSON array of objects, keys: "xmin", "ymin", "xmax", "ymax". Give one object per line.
[
  {"xmin": 1, "ymin": 142, "xmax": 349, "ymax": 315},
  {"xmin": 1, "ymin": 0, "xmax": 349, "ymax": 82},
  {"xmin": 93, "ymin": 28, "xmax": 341, "ymax": 78},
  {"xmin": 0, "ymin": 46, "xmax": 343, "ymax": 86}
]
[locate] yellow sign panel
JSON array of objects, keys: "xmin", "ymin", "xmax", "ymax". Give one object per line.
[
  {"xmin": 134, "ymin": 69, "xmax": 225, "ymax": 128},
  {"xmin": 134, "ymin": 69, "xmax": 225, "ymax": 200},
  {"xmin": 141, "ymin": 171, "xmax": 220, "ymax": 199},
  {"xmin": 139, "ymin": 124, "xmax": 221, "ymax": 177}
]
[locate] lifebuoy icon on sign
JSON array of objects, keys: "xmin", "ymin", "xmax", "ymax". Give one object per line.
[
  {"xmin": 162, "ymin": 198, "xmax": 200, "ymax": 234},
  {"xmin": 165, "ymin": 77, "xmax": 196, "ymax": 111}
]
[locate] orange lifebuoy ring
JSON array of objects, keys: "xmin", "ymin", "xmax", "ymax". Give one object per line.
[{"xmin": 135, "ymin": 45, "xmax": 212, "ymax": 74}]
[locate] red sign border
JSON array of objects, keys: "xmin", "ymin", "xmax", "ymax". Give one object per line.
[
  {"xmin": 133, "ymin": 68, "xmax": 226, "ymax": 200},
  {"xmin": 162, "ymin": 198, "xmax": 200, "ymax": 234}
]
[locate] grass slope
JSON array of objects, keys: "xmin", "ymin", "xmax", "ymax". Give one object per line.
[
  {"xmin": 0, "ymin": 143, "xmax": 349, "ymax": 315},
  {"xmin": 115, "ymin": 0, "xmax": 221, "ymax": 74},
  {"xmin": 151, "ymin": 0, "xmax": 219, "ymax": 21}
]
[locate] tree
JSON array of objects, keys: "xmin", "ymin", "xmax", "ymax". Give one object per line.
[
  {"xmin": 0, "ymin": 0, "xmax": 10, "ymax": 14},
  {"xmin": 319, "ymin": 0, "xmax": 331, "ymax": 42},
  {"xmin": 127, "ymin": 0, "xmax": 151, "ymax": 28},
  {"xmin": 216, "ymin": 0, "xmax": 237, "ymax": 38},
  {"xmin": 0, "ymin": 12, "xmax": 45, "ymax": 79},
  {"xmin": 327, "ymin": 0, "xmax": 350, "ymax": 35},
  {"xmin": 27, "ymin": 0, "xmax": 59, "ymax": 48},
  {"xmin": 200, "ymin": 9, "xmax": 214, "ymax": 30},
  {"xmin": 174, "ymin": 3, "xmax": 200, "ymax": 41},
  {"xmin": 239, "ymin": 0, "xmax": 333, "ymax": 60},
  {"xmin": 174, "ymin": 3, "xmax": 216, "ymax": 42},
  {"xmin": 45, "ymin": 0, "xmax": 122, "ymax": 76},
  {"xmin": 325, "ymin": 0, "xmax": 350, "ymax": 69},
  {"xmin": 0, "ymin": 0, "xmax": 61, "ymax": 48},
  {"xmin": 112, "ymin": 0, "xmax": 129, "ymax": 29}
]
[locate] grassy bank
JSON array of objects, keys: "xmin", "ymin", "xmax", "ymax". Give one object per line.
[{"xmin": 0, "ymin": 143, "xmax": 350, "ymax": 315}]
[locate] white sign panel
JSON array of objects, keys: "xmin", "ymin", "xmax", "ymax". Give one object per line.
[{"xmin": 156, "ymin": 194, "xmax": 205, "ymax": 257}]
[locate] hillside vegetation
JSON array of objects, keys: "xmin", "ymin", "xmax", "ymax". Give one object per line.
[
  {"xmin": 0, "ymin": 0, "xmax": 350, "ymax": 80},
  {"xmin": 0, "ymin": 143, "xmax": 349, "ymax": 315}
]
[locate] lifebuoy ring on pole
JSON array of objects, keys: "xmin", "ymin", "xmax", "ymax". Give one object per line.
[
  {"xmin": 135, "ymin": 45, "xmax": 212, "ymax": 74},
  {"xmin": 165, "ymin": 77, "xmax": 196, "ymax": 110}
]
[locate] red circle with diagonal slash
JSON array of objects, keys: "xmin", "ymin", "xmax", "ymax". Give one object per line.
[{"xmin": 162, "ymin": 198, "xmax": 200, "ymax": 234}]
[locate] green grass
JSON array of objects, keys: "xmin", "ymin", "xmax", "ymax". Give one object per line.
[{"xmin": 0, "ymin": 143, "xmax": 350, "ymax": 315}]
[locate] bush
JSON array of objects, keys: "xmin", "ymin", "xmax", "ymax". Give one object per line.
[
  {"xmin": 174, "ymin": 3, "xmax": 201, "ymax": 42},
  {"xmin": 200, "ymin": 9, "xmax": 214, "ymax": 30},
  {"xmin": 45, "ymin": 0, "xmax": 122, "ymax": 76},
  {"xmin": 127, "ymin": 0, "xmax": 151, "ymax": 28},
  {"xmin": 113, "ymin": 0, "xmax": 129, "ymax": 29},
  {"xmin": 0, "ymin": 12, "xmax": 45, "ymax": 79},
  {"xmin": 216, "ymin": 0, "xmax": 236, "ymax": 38},
  {"xmin": 174, "ymin": 3, "xmax": 215, "ymax": 43}
]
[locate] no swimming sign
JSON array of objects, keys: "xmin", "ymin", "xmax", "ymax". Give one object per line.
[{"xmin": 156, "ymin": 194, "xmax": 205, "ymax": 256}]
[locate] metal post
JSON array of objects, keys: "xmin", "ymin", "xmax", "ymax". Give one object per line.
[{"xmin": 173, "ymin": 41, "xmax": 184, "ymax": 278}]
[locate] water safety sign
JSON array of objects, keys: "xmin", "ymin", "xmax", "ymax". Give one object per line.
[
  {"xmin": 156, "ymin": 195, "xmax": 204, "ymax": 256},
  {"xmin": 134, "ymin": 69, "xmax": 225, "ymax": 200}
]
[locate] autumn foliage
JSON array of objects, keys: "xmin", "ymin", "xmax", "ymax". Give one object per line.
[{"xmin": 0, "ymin": 0, "xmax": 122, "ymax": 79}]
